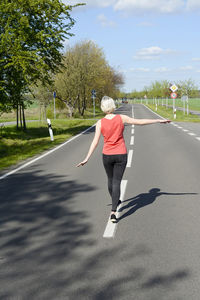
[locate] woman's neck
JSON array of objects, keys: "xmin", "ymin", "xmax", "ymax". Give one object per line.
[{"xmin": 104, "ymin": 113, "xmax": 115, "ymax": 119}]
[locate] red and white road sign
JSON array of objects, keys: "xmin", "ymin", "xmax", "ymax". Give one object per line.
[{"xmin": 171, "ymin": 92, "xmax": 177, "ymax": 99}]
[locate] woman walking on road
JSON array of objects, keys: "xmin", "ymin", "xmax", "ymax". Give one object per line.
[{"xmin": 77, "ymin": 96, "xmax": 170, "ymax": 223}]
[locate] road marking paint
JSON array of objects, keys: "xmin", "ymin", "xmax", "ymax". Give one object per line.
[
  {"xmin": 183, "ymin": 129, "xmax": 189, "ymax": 132},
  {"xmin": 188, "ymin": 132, "xmax": 196, "ymax": 136},
  {"xmin": 0, "ymin": 124, "xmax": 96, "ymax": 180},
  {"xmin": 132, "ymin": 125, "xmax": 134, "ymax": 128},
  {"xmin": 177, "ymin": 126, "xmax": 183, "ymax": 129},
  {"xmin": 127, "ymin": 149, "xmax": 133, "ymax": 168},
  {"xmin": 130, "ymin": 136, "xmax": 134, "ymax": 145},
  {"xmin": 131, "ymin": 128, "xmax": 134, "ymax": 134},
  {"xmin": 196, "ymin": 137, "xmax": 200, "ymax": 141},
  {"xmin": 103, "ymin": 180, "xmax": 127, "ymax": 238}
]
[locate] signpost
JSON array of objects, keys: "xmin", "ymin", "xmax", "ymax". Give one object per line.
[
  {"xmin": 170, "ymin": 84, "xmax": 178, "ymax": 119},
  {"xmin": 91, "ymin": 89, "xmax": 96, "ymax": 118}
]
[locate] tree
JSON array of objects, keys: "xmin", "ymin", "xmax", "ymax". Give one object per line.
[
  {"xmin": 30, "ymin": 82, "xmax": 53, "ymax": 121},
  {"xmin": 0, "ymin": 0, "xmax": 81, "ymax": 129},
  {"xmin": 54, "ymin": 40, "xmax": 124, "ymax": 117},
  {"xmin": 177, "ymin": 79, "xmax": 198, "ymax": 98}
]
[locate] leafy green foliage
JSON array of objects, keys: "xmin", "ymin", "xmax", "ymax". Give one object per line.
[
  {"xmin": 124, "ymin": 79, "xmax": 199, "ymax": 99},
  {"xmin": 54, "ymin": 40, "xmax": 124, "ymax": 117},
  {"xmin": 0, "ymin": 0, "xmax": 81, "ymax": 123}
]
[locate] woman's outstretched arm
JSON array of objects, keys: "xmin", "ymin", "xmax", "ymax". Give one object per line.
[
  {"xmin": 121, "ymin": 115, "xmax": 171, "ymax": 125},
  {"xmin": 76, "ymin": 120, "xmax": 101, "ymax": 167}
]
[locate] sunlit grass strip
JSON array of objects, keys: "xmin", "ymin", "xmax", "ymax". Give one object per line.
[
  {"xmin": 146, "ymin": 104, "xmax": 200, "ymax": 122},
  {"xmin": 131, "ymin": 98, "xmax": 200, "ymax": 112},
  {"xmin": 0, "ymin": 119, "xmax": 96, "ymax": 170}
]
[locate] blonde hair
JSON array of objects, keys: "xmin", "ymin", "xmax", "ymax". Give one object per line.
[{"xmin": 101, "ymin": 96, "xmax": 116, "ymax": 113}]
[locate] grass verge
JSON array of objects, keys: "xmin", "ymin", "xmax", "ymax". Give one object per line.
[
  {"xmin": 0, "ymin": 119, "xmax": 97, "ymax": 170},
  {"xmin": 146, "ymin": 104, "xmax": 200, "ymax": 122}
]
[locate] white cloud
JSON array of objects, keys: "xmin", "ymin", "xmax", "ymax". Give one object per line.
[
  {"xmin": 186, "ymin": 0, "xmax": 200, "ymax": 10},
  {"xmin": 66, "ymin": 0, "xmax": 200, "ymax": 14},
  {"xmin": 180, "ymin": 65, "xmax": 193, "ymax": 70},
  {"xmin": 134, "ymin": 46, "xmax": 175, "ymax": 60},
  {"xmin": 130, "ymin": 67, "xmax": 150, "ymax": 72},
  {"xmin": 64, "ymin": 0, "xmax": 116, "ymax": 8},
  {"xmin": 114, "ymin": 0, "xmax": 185, "ymax": 14},
  {"xmin": 97, "ymin": 14, "xmax": 116, "ymax": 27},
  {"xmin": 192, "ymin": 58, "xmax": 200, "ymax": 61},
  {"xmin": 155, "ymin": 67, "xmax": 170, "ymax": 72}
]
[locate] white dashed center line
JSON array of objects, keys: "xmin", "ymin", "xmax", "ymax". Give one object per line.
[
  {"xmin": 130, "ymin": 136, "xmax": 134, "ymax": 145},
  {"xmin": 103, "ymin": 180, "xmax": 128, "ymax": 238},
  {"xmin": 127, "ymin": 149, "xmax": 133, "ymax": 168},
  {"xmin": 188, "ymin": 132, "xmax": 196, "ymax": 136}
]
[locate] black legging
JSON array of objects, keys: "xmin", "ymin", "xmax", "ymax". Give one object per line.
[{"xmin": 102, "ymin": 154, "xmax": 127, "ymax": 212}]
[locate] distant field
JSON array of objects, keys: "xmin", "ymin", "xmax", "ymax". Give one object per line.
[
  {"xmin": 131, "ymin": 98, "xmax": 200, "ymax": 112},
  {"xmin": 0, "ymin": 105, "xmax": 103, "ymax": 123},
  {"xmin": 146, "ymin": 104, "xmax": 200, "ymax": 122}
]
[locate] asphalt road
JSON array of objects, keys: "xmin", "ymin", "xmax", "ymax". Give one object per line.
[
  {"xmin": 0, "ymin": 104, "xmax": 200, "ymax": 300},
  {"xmin": 0, "ymin": 120, "xmax": 38, "ymax": 126}
]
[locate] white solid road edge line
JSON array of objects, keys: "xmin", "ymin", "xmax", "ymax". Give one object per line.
[
  {"xmin": 0, "ymin": 124, "xmax": 96, "ymax": 180},
  {"xmin": 103, "ymin": 180, "xmax": 128, "ymax": 238}
]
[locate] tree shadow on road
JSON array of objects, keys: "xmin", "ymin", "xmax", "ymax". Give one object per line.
[
  {"xmin": 0, "ymin": 177, "xmax": 193, "ymax": 299},
  {"xmin": 118, "ymin": 188, "xmax": 198, "ymax": 222}
]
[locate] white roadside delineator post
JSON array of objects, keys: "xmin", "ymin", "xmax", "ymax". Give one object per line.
[
  {"xmin": 174, "ymin": 108, "xmax": 176, "ymax": 119},
  {"xmin": 47, "ymin": 118, "xmax": 54, "ymax": 141}
]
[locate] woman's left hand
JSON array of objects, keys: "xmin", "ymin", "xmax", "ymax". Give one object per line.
[{"xmin": 160, "ymin": 119, "xmax": 171, "ymax": 124}]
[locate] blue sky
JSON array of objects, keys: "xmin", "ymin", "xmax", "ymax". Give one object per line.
[{"xmin": 63, "ymin": 0, "xmax": 200, "ymax": 92}]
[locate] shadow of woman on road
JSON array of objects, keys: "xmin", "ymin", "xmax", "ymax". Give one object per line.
[{"xmin": 118, "ymin": 188, "xmax": 197, "ymax": 222}]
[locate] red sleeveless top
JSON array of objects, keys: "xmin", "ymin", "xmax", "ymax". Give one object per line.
[{"xmin": 101, "ymin": 114, "xmax": 127, "ymax": 155}]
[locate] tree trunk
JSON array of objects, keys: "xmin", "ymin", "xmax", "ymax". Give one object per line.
[
  {"xmin": 22, "ymin": 104, "xmax": 26, "ymax": 131},
  {"xmin": 39, "ymin": 104, "xmax": 41, "ymax": 122},
  {"xmin": 20, "ymin": 104, "xmax": 23, "ymax": 128},
  {"xmin": 81, "ymin": 97, "xmax": 86, "ymax": 116},
  {"xmin": 44, "ymin": 104, "xmax": 47, "ymax": 121},
  {"xmin": 65, "ymin": 102, "xmax": 74, "ymax": 118},
  {"xmin": 77, "ymin": 94, "xmax": 81, "ymax": 114},
  {"xmin": 16, "ymin": 103, "xmax": 19, "ymax": 130}
]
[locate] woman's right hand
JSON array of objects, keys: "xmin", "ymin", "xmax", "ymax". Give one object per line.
[{"xmin": 76, "ymin": 159, "xmax": 88, "ymax": 167}]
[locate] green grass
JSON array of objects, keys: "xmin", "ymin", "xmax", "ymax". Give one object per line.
[
  {"xmin": 130, "ymin": 98, "xmax": 200, "ymax": 112},
  {"xmin": 146, "ymin": 104, "xmax": 200, "ymax": 122},
  {"xmin": 0, "ymin": 119, "xmax": 97, "ymax": 170}
]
